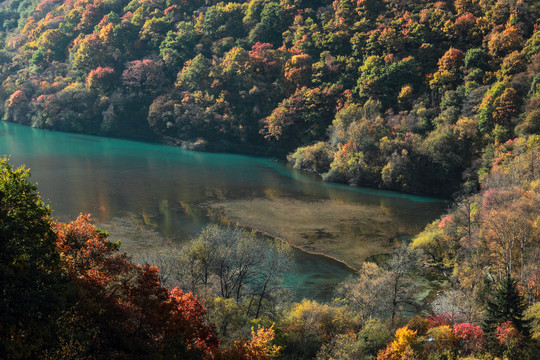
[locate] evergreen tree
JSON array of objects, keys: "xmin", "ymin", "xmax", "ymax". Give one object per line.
[{"xmin": 484, "ymin": 275, "xmax": 530, "ymax": 337}]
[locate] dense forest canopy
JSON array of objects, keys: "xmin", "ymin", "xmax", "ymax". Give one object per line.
[
  {"xmin": 1, "ymin": 1, "xmax": 540, "ymax": 358},
  {"xmin": 0, "ymin": 0, "xmax": 538, "ymax": 196}
]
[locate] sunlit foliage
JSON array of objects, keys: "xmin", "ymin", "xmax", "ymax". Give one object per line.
[{"xmin": 0, "ymin": 0, "xmax": 536, "ymax": 196}]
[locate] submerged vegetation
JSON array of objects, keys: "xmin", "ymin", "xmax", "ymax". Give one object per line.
[{"xmin": 0, "ymin": 0, "xmax": 538, "ymax": 195}]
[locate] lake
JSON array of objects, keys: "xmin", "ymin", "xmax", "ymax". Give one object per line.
[{"xmin": 0, "ymin": 121, "xmax": 446, "ymax": 300}]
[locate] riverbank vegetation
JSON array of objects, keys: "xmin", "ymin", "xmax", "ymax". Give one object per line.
[
  {"xmin": 2, "ymin": 136, "xmax": 539, "ymax": 359},
  {"xmin": 0, "ymin": 0, "xmax": 538, "ymax": 195}
]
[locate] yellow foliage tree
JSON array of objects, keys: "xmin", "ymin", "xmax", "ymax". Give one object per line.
[
  {"xmin": 224, "ymin": 326, "xmax": 281, "ymax": 360},
  {"xmin": 425, "ymin": 325, "xmax": 458, "ymax": 352},
  {"xmin": 377, "ymin": 326, "xmax": 419, "ymax": 360}
]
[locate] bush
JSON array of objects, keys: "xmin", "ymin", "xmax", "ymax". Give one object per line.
[{"xmin": 288, "ymin": 141, "xmax": 334, "ymax": 174}]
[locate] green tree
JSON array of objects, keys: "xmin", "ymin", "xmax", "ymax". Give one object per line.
[
  {"xmin": 198, "ymin": 2, "xmax": 245, "ymax": 40},
  {"xmin": 0, "ymin": 158, "xmax": 66, "ymax": 358},
  {"xmin": 464, "ymin": 48, "xmax": 489, "ymax": 70},
  {"xmin": 484, "ymin": 275, "xmax": 530, "ymax": 336},
  {"xmin": 33, "ymin": 29, "xmax": 69, "ymax": 65},
  {"xmin": 288, "ymin": 141, "xmax": 334, "ymax": 174},
  {"xmin": 140, "ymin": 15, "xmax": 173, "ymax": 50},
  {"xmin": 176, "ymin": 54, "xmax": 212, "ymax": 92},
  {"xmin": 356, "ymin": 56, "xmax": 419, "ymax": 107},
  {"xmin": 159, "ymin": 22, "xmax": 199, "ymax": 68},
  {"xmin": 248, "ymin": 2, "xmax": 289, "ymax": 46}
]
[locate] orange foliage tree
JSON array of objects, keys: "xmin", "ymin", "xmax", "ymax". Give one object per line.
[
  {"xmin": 54, "ymin": 214, "xmax": 220, "ymax": 358},
  {"xmin": 87, "ymin": 66, "xmax": 116, "ymax": 95},
  {"xmin": 221, "ymin": 326, "xmax": 281, "ymax": 360},
  {"xmin": 5, "ymin": 90, "xmax": 29, "ymax": 123},
  {"xmin": 377, "ymin": 326, "xmax": 419, "ymax": 360}
]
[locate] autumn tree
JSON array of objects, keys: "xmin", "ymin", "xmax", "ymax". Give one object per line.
[
  {"xmin": 337, "ymin": 262, "xmax": 393, "ymax": 323},
  {"xmin": 288, "ymin": 141, "xmax": 334, "ymax": 174},
  {"xmin": 488, "ymin": 26, "xmax": 523, "ymax": 58},
  {"xmin": 495, "ymin": 320, "xmax": 527, "ymax": 359},
  {"xmin": 87, "ymin": 66, "xmax": 115, "ymax": 95},
  {"xmin": 222, "ymin": 326, "xmax": 281, "ymax": 360},
  {"xmin": 430, "ymin": 47, "xmax": 466, "ymax": 91},
  {"xmin": 284, "ymin": 53, "xmax": 312, "ymax": 88},
  {"xmin": 377, "ymin": 326, "xmax": 419, "ymax": 360},
  {"xmin": 36, "ymin": 82, "xmax": 98, "ymax": 132},
  {"xmin": 412, "ymin": 219, "xmax": 458, "ymax": 275},
  {"xmin": 71, "ymin": 33, "xmax": 118, "ymax": 72},
  {"xmin": 453, "ymin": 322, "xmax": 485, "ymax": 355},
  {"xmin": 248, "ymin": 42, "xmax": 283, "ymax": 81},
  {"xmin": 424, "ymin": 325, "xmax": 458, "ymax": 355},
  {"xmin": 122, "ymin": 58, "xmax": 166, "ymax": 98},
  {"xmin": 524, "ymin": 303, "xmax": 540, "ymax": 341},
  {"xmin": 54, "ymin": 214, "xmax": 221, "ymax": 358},
  {"xmin": 281, "ymin": 300, "xmax": 358, "ymax": 359},
  {"xmin": 262, "ymin": 86, "xmax": 343, "ymax": 150},
  {"xmin": 4, "ymin": 90, "xmax": 29, "ymax": 123}
]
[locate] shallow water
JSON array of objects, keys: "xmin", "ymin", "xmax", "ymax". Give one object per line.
[{"xmin": 0, "ymin": 121, "xmax": 446, "ymax": 300}]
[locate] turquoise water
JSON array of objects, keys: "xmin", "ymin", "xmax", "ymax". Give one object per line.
[{"xmin": 0, "ymin": 121, "xmax": 445, "ymax": 300}]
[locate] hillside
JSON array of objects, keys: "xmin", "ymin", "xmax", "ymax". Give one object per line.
[
  {"xmin": 1, "ymin": 2, "xmax": 539, "ymax": 357},
  {"xmin": 1, "ymin": 144, "xmax": 539, "ymax": 359},
  {"xmin": 0, "ymin": 0, "xmax": 539, "ymax": 196}
]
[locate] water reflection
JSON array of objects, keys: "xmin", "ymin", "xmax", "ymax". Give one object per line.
[{"xmin": 1, "ymin": 122, "xmax": 446, "ymax": 300}]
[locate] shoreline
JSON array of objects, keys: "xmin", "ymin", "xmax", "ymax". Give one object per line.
[
  {"xmin": 2, "ymin": 121, "xmax": 449, "ymax": 200},
  {"xmin": 226, "ymin": 219, "xmax": 360, "ymax": 273}
]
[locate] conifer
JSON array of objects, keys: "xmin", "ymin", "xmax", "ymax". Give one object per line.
[{"xmin": 484, "ymin": 275, "xmax": 530, "ymax": 337}]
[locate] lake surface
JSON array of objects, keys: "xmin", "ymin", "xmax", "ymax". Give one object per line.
[{"xmin": 0, "ymin": 121, "xmax": 446, "ymax": 300}]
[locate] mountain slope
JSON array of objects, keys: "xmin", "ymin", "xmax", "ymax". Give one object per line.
[{"xmin": 0, "ymin": 0, "xmax": 539, "ymax": 195}]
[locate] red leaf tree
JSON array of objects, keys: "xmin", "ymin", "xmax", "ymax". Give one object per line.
[
  {"xmin": 54, "ymin": 214, "xmax": 220, "ymax": 358},
  {"xmin": 87, "ymin": 66, "xmax": 116, "ymax": 95}
]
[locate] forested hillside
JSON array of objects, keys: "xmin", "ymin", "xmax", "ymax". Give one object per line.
[
  {"xmin": 0, "ymin": 0, "xmax": 538, "ymax": 195},
  {"xmin": 1, "ymin": 1, "xmax": 539, "ymax": 358}
]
